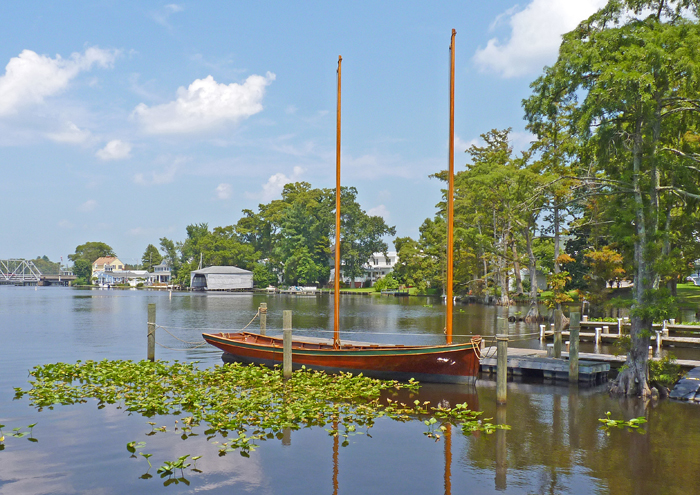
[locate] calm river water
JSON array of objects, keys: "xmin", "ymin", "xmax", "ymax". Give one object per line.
[{"xmin": 1, "ymin": 287, "xmax": 699, "ymax": 494}]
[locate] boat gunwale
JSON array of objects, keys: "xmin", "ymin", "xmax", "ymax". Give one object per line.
[{"xmin": 203, "ymin": 331, "xmax": 480, "ymax": 357}]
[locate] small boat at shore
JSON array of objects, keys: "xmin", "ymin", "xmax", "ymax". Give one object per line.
[
  {"xmin": 204, "ymin": 32, "xmax": 481, "ymax": 384},
  {"xmin": 202, "ymin": 331, "xmax": 481, "ymax": 384}
]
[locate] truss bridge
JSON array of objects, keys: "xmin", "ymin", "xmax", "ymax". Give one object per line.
[{"xmin": 0, "ymin": 259, "xmax": 76, "ymax": 286}]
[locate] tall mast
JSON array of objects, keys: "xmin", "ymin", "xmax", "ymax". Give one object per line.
[
  {"xmin": 334, "ymin": 55, "xmax": 342, "ymax": 349},
  {"xmin": 446, "ymin": 29, "xmax": 455, "ymax": 344}
]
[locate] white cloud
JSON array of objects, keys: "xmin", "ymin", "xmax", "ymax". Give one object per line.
[
  {"xmin": 78, "ymin": 199, "xmax": 97, "ymax": 212},
  {"xmin": 133, "ymin": 72, "xmax": 276, "ymax": 134},
  {"xmin": 510, "ymin": 131, "xmax": 536, "ymax": 152},
  {"xmin": 46, "ymin": 121, "xmax": 92, "ymax": 144},
  {"xmin": 134, "ymin": 164, "xmax": 179, "ymax": 185},
  {"xmin": 216, "ymin": 183, "xmax": 232, "ymax": 200},
  {"xmin": 367, "ymin": 204, "xmax": 390, "ymax": 220},
  {"xmin": 0, "ymin": 47, "xmax": 117, "ymax": 115},
  {"xmin": 473, "ymin": 0, "xmax": 607, "ymax": 78},
  {"xmin": 247, "ymin": 166, "xmax": 304, "ymax": 201},
  {"xmin": 153, "ymin": 4, "xmax": 184, "ymax": 27},
  {"xmin": 57, "ymin": 219, "xmax": 74, "ymax": 229},
  {"xmin": 96, "ymin": 139, "xmax": 132, "ymax": 161},
  {"xmin": 455, "ymin": 135, "xmax": 479, "ymax": 153}
]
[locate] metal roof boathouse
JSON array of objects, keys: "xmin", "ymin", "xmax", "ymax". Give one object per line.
[{"xmin": 189, "ymin": 266, "xmax": 253, "ymax": 291}]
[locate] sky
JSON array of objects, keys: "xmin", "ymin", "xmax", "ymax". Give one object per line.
[{"xmin": 0, "ymin": 0, "xmax": 607, "ymax": 267}]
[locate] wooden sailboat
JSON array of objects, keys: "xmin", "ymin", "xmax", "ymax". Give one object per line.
[{"xmin": 203, "ymin": 36, "xmax": 481, "ymax": 384}]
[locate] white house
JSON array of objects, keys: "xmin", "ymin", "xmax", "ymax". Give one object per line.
[
  {"xmin": 148, "ymin": 262, "xmax": 172, "ymax": 285},
  {"xmin": 331, "ymin": 251, "xmax": 399, "ymax": 288},
  {"xmin": 97, "ymin": 269, "xmax": 149, "ymax": 287}
]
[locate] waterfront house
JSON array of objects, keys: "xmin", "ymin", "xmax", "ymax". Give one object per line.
[
  {"xmin": 148, "ymin": 262, "xmax": 172, "ymax": 285},
  {"xmin": 331, "ymin": 251, "xmax": 399, "ymax": 288},
  {"xmin": 92, "ymin": 257, "xmax": 124, "ymax": 275},
  {"xmin": 97, "ymin": 269, "xmax": 149, "ymax": 287}
]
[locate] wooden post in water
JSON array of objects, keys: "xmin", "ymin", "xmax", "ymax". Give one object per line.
[
  {"xmin": 283, "ymin": 310, "xmax": 292, "ymax": 380},
  {"xmin": 259, "ymin": 303, "xmax": 267, "ymax": 336},
  {"xmin": 569, "ymin": 312, "xmax": 580, "ymax": 384},
  {"xmin": 147, "ymin": 303, "xmax": 156, "ymax": 362},
  {"xmin": 553, "ymin": 309, "xmax": 563, "ymax": 358},
  {"xmin": 495, "ymin": 404, "xmax": 507, "ymax": 490},
  {"xmin": 496, "ymin": 325, "xmax": 508, "ymax": 404}
]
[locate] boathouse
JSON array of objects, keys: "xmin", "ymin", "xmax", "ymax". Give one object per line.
[{"xmin": 189, "ymin": 266, "xmax": 253, "ymax": 291}]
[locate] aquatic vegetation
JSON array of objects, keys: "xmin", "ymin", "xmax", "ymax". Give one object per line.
[
  {"xmin": 15, "ymin": 360, "xmax": 506, "ymax": 469},
  {"xmin": 598, "ymin": 412, "xmax": 647, "ymax": 434},
  {"xmin": 0, "ymin": 423, "xmax": 38, "ymax": 449}
]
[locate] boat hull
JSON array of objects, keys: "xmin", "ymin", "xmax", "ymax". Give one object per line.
[{"xmin": 203, "ymin": 332, "xmax": 481, "ymax": 384}]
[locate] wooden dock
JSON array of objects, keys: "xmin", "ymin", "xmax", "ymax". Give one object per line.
[
  {"xmin": 480, "ymin": 347, "xmax": 609, "ymax": 383},
  {"xmin": 539, "ymin": 319, "xmax": 700, "ymax": 349},
  {"xmin": 480, "ymin": 346, "xmax": 700, "ymax": 384}
]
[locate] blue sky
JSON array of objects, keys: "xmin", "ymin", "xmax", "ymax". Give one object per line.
[{"xmin": 0, "ymin": 0, "xmax": 606, "ymax": 266}]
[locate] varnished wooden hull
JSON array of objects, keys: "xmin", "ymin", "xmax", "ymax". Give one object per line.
[{"xmin": 202, "ymin": 332, "xmax": 481, "ymax": 384}]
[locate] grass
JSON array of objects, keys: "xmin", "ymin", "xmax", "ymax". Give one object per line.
[{"xmin": 675, "ymin": 283, "xmax": 700, "ymax": 309}]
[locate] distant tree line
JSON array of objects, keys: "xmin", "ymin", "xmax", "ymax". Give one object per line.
[{"xmin": 136, "ymin": 183, "xmax": 395, "ymax": 288}]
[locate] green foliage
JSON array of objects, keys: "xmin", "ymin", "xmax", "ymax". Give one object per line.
[
  {"xmin": 648, "ymin": 354, "xmax": 682, "ymax": 386},
  {"xmin": 31, "ymin": 256, "xmax": 61, "ymax": 275},
  {"xmin": 252, "ymin": 262, "xmax": 276, "ymax": 287},
  {"xmin": 598, "ymin": 411, "xmax": 647, "ymax": 435},
  {"xmin": 17, "ymin": 360, "xmax": 506, "ymax": 464},
  {"xmin": 373, "ymin": 273, "xmax": 399, "ymax": 292},
  {"xmin": 141, "ymin": 244, "xmax": 162, "ymax": 272},
  {"xmin": 72, "ymin": 259, "xmax": 92, "ymax": 283},
  {"xmin": 631, "ymin": 288, "xmax": 677, "ymax": 323},
  {"xmin": 542, "ymin": 269, "xmax": 574, "ymax": 309},
  {"xmin": 613, "ymin": 335, "xmax": 632, "ymax": 356},
  {"xmin": 68, "ymin": 242, "xmax": 115, "ymax": 264},
  {"xmin": 523, "ymin": 1, "xmax": 700, "ymax": 387}
]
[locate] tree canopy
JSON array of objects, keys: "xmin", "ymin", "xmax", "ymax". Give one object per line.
[{"xmin": 68, "ymin": 242, "xmax": 115, "ymax": 264}]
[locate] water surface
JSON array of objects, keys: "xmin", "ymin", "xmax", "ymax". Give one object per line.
[{"xmin": 0, "ymin": 287, "xmax": 698, "ymax": 494}]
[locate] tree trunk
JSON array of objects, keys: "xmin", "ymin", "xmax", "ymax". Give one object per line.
[
  {"xmin": 512, "ymin": 240, "xmax": 524, "ymax": 296},
  {"xmin": 553, "ymin": 205, "xmax": 562, "ymax": 312},
  {"xmin": 524, "ymin": 225, "xmax": 539, "ymax": 321},
  {"xmin": 499, "ymin": 224, "xmax": 511, "ymax": 306},
  {"xmin": 610, "ymin": 116, "xmax": 652, "ymax": 398}
]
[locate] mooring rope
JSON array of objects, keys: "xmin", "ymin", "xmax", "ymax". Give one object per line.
[
  {"xmin": 150, "ymin": 308, "xmax": 547, "ymax": 355},
  {"xmin": 152, "ymin": 310, "xmax": 261, "ymax": 351}
]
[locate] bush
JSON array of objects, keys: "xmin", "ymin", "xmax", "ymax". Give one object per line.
[
  {"xmin": 374, "ymin": 273, "xmax": 399, "ymax": 292},
  {"xmin": 649, "ymin": 354, "xmax": 682, "ymax": 387}
]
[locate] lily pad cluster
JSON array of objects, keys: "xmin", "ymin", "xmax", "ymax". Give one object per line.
[
  {"xmin": 15, "ymin": 359, "xmax": 506, "ymax": 458},
  {"xmin": 598, "ymin": 411, "xmax": 647, "ymax": 435}
]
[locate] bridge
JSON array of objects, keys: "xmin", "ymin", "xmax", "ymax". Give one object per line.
[{"xmin": 0, "ymin": 259, "xmax": 76, "ymax": 286}]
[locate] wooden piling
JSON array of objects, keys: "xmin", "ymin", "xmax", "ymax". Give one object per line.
[
  {"xmin": 283, "ymin": 310, "xmax": 292, "ymax": 380},
  {"xmin": 260, "ymin": 303, "xmax": 267, "ymax": 336},
  {"xmin": 656, "ymin": 330, "xmax": 662, "ymax": 350},
  {"xmin": 496, "ymin": 334, "xmax": 508, "ymax": 404},
  {"xmin": 595, "ymin": 327, "xmax": 601, "ymax": 345},
  {"xmin": 569, "ymin": 312, "xmax": 580, "ymax": 384},
  {"xmin": 539, "ymin": 324, "xmax": 545, "ymax": 341},
  {"xmin": 147, "ymin": 303, "xmax": 156, "ymax": 362},
  {"xmin": 554, "ymin": 310, "xmax": 563, "ymax": 358},
  {"xmin": 495, "ymin": 404, "xmax": 507, "ymax": 490}
]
